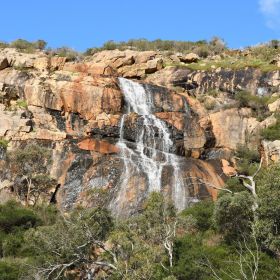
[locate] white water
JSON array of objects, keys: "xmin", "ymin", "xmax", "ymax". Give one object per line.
[{"xmin": 114, "ymin": 78, "xmax": 186, "ymax": 212}]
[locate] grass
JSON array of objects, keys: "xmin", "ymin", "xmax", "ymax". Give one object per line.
[
  {"xmin": 0, "ymin": 139, "xmax": 9, "ymax": 149},
  {"xmin": 16, "ymin": 100, "xmax": 28, "ymax": 109}
]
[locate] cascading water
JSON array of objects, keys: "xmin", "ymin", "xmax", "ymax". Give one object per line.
[{"xmin": 111, "ymin": 77, "xmax": 187, "ymax": 214}]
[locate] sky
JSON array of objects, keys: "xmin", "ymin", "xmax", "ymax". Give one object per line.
[{"xmin": 0, "ymin": 0, "xmax": 279, "ymax": 51}]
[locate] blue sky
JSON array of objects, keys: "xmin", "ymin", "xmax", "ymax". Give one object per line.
[{"xmin": 1, "ymin": 0, "xmax": 279, "ymax": 51}]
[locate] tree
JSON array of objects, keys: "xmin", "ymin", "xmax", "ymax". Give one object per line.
[
  {"xmin": 24, "ymin": 207, "xmax": 114, "ymax": 279},
  {"xmin": 214, "ymin": 192, "xmax": 254, "ymax": 243},
  {"xmin": 8, "ymin": 144, "xmax": 54, "ymax": 205},
  {"xmin": 34, "ymin": 39, "xmax": 47, "ymax": 50},
  {"xmin": 107, "ymin": 193, "xmax": 194, "ymax": 279},
  {"xmin": 255, "ymin": 164, "xmax": 280, "ymax": 258}
]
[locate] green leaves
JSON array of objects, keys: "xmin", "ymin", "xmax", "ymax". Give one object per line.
[{"xmin": 214, "ymin": 192, "xmax": 254, "ymax": 243}]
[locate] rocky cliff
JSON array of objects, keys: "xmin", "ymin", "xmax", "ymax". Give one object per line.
[{"xmin": 0, "ymin": 48, "xmax": 279, "ymax": 215}]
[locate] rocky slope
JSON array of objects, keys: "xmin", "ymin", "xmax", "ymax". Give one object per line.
[{"xmin": 0, "ymin": 48, "xmax": 279, "ymax": 215}]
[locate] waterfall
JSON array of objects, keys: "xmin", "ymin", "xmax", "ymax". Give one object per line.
[{"xmin": 111, "ymin": 78, "xmax": 187, "ymax": 214}]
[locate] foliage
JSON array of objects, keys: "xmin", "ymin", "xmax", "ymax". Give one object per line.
[
  {"xmin": 0, "ymin": 191, "xmax": 278, "ymax": 279},
  {"xmin": 54, "ymin": 47, "xmax": 80, "ymax": 61},
  {"xmin": 214, "ymin": 191, "xmax": 254, "ymax": 243},
  {"xmin": 0, "ymin": 139, "xmax": 9, "ymax": 150},
  {"xmin": 33, "ymin": 39, "xmax": 47, "ymax": 50},
  {"xmin": 85, "ymin": 37, "xmax": 227, "ymax": 57},
  {"xmin": 180, "ymin": 200, "xmax": 214, "ymax": 232},
  {"xmin": 25, "ymin": 206, "xmax": 114, "ymax": 279},
  {"xmin": 108, "ymin": 192, "xmax": 179, "ymax": 279},
  {"xmin": 0, "ymin": 200, "xmax": 42, "ymax": 261},
  {"xmin": 234, "ymin": 90, "xmax": 270, "ymax": 120},
  {"xmin": 0, "ymin": 200, "xmax": 41, "ymax": 234},
  {"xmin": 10, "ymin": 39, "xmax": 47, "ymax": 53},
  {"xmin": 255, "ymin": 164, "xmax": 280, "ymax": 256},
  {"xmin": 224, "ymin": 177, "xmax": 245, "ymax": 193},
  {"xmin": 7, "ymin": 144, "xmax": 54, "ymax": 205},
  {"xmin": 261, "ymin": 117, "xmax": 280, "ymax": 140},
  {"xmin": 16, "ymin": 99, "xmax": 28, "ymax": 109},
  {"xmin": 0, "ymin": 260, "xmax": 21, "ymax": 280},
  {"xmin": 0, "ymin": 41, "xmax": 9, "ymax": 49},
  {"xmin": 235, "ymin": 145, "xmax": 260, "ymax": 175}
]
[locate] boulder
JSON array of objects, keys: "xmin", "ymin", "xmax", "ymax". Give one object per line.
[
  {"xmin": 209, "ymin": 108, "xmax": 257, "ymax": 150},
  {"xmin": 261, "ymin": 140, "xmax": 280, "ymax": 166},
  {"xmin": 0, "ymin": 57, "xmax": 9, "ymax": 70},
  {"xmin": 179, "ymin": 53, "xmax": 199, "ymax": 63},
  {"xmin": 33, "ymin": 56, "xmax": 50, "ymax": 71},
  {"xmin": 119, "ymin": 58, "xmax": 163, "ymax": 78},
  {"xmin": 221, "ymin": 159, "xmax": 236, "ymax": 176},
  {"xmin": 63, "ymin": 62, "xmax": 116, "ymax": 76},
  {"xmin": 0, "ymin": 109, "xmax": 31, "ymax": 138},
  {"xmin": 268, "ymin": 98, "xmax": 280, "ymax": 112},
  {"xmin": 270, "ymin": 54, "xmax": 280, "ymax": 67}
]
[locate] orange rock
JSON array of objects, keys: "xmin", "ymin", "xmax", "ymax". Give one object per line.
[
  {"xmin": 63, "ymin": 62, "xmax": 116, "ymax": 76},
  {"xmin": 78, "ymin": 138, "xmax": 119, "ymax": 154},
  {"xmin": 50, "ymin": 57, "xmax": 67, "ymax": 70},
  {"xmin": 155, "ymin": 112, "xmax": 185, "ymax": 130},
  {"xmin": 221, "ymin": 159, "xmax": 236, "ymax": 176}
]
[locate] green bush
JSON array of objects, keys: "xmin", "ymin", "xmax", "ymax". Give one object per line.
[
  {"xmin": 214, "ymin": 192, "xmax": 254, "ymax": 243},
  {"xmin": 0, "ymin": 139, "xmax": 9, "ymax": 150},
  {"xmin": 181, "ymin": 200, "xmax": 214, "ymax": 232},
  {"xmin": 10, "ymin": 39, "xmax": 35, "ymax": 53},
  {"xmin": 9, "ymin": 39, "xmax": 47, "ymax": 53},
  {"xmin": 85, "ymin": 38, "xmax": 227, "ymax": 56},
  {"xmin": 2, "ymin": 232, "xmax": 24, "ymax": 257},
  {"xmin": 0, "ymin": 201, "xmax": 41, "ymax": 234},
  {"xmin": 55, "ymin": 47, "xmax": 80, "ymax": 61},
  {"xmin": 261, "ymin": 118, "xmax": 280, "ymax": 140},
  {"xmin": 0, "ymin": 261, "xmax": 21, "ymax": 280},
  {"xmin": 255, "ymin": 164, "xmax": 280, "ymax": 255},
  {"xmin": 235, "ymin": 145, "xmax": 261, "ymax": 175},
  {"xmin": 16, "ymin": 99, "xmax": 28, "ymax": 109}
]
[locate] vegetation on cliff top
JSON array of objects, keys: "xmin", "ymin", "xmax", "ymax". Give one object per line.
[{"xmin": 1, "ymin": 38, "xmax": 280, "ymax": 72}]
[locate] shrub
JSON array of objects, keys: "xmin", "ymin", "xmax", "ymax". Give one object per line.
[
  {"xmin": 2, "ymin": 232, "xmax": 24, "ymax": 257},
  {"xmin": 214, "ymin": 191, "xmax": 254, "ymax": 243},
  {"xmin": 55, "ymin": 46, "xmax": 80, "ymax": 61},
  {"xmin": 9, "ymin": 39, "xmax": 47, "ymax": 53},
  {"xmin": 235, "ymin": 145, "xmax": 260, "ymax": 175},
  {"xmin": 181, "ymin": 200, "xmax": 214, "ymax": 232},
  {"xmin": 0, "ymin": 261, "xmax": 21, "ymax": 280},
  {"xmin": 0, "ymin": 200, "xmax": 41, "ymax": 234},
  {"xmin": 0, "ymin": 139, "xmax": 9, "ymax": 150},
  {"xmin": 261, "ymin": 118, "xmax": 280, "ymax": 140},
  {"xmin": 234, "ymin": 90, "xmax": 270, "ymax": 120},
  {"xmin": 89, "ymin": 38, "xmax": 228, "ymax": 56},
  {"xmin": 10, "ymin": 39, "xmax": 35, "ymax": 53},
  {"xmin": 250, "ymin": 44, "xmax": 280, "ymax": 62},
  {"xmin": 0, "ymin": 41, "xmax": 9, "ymax": 49},
  {"xmin": 16, "ymin": 99, "xmax": 28, "ymax": 109},
  {"xmin": 33, "ymin": 39, "xmax": 47, "ymax": 50},
  {"xmin": 255, "ymin": 164, "xmax": 280, "ymax": 256}
]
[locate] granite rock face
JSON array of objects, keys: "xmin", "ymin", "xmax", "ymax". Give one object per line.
[{"xmin": 0, "ymin": 48, "xmax": 279, "ymax": 215}]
